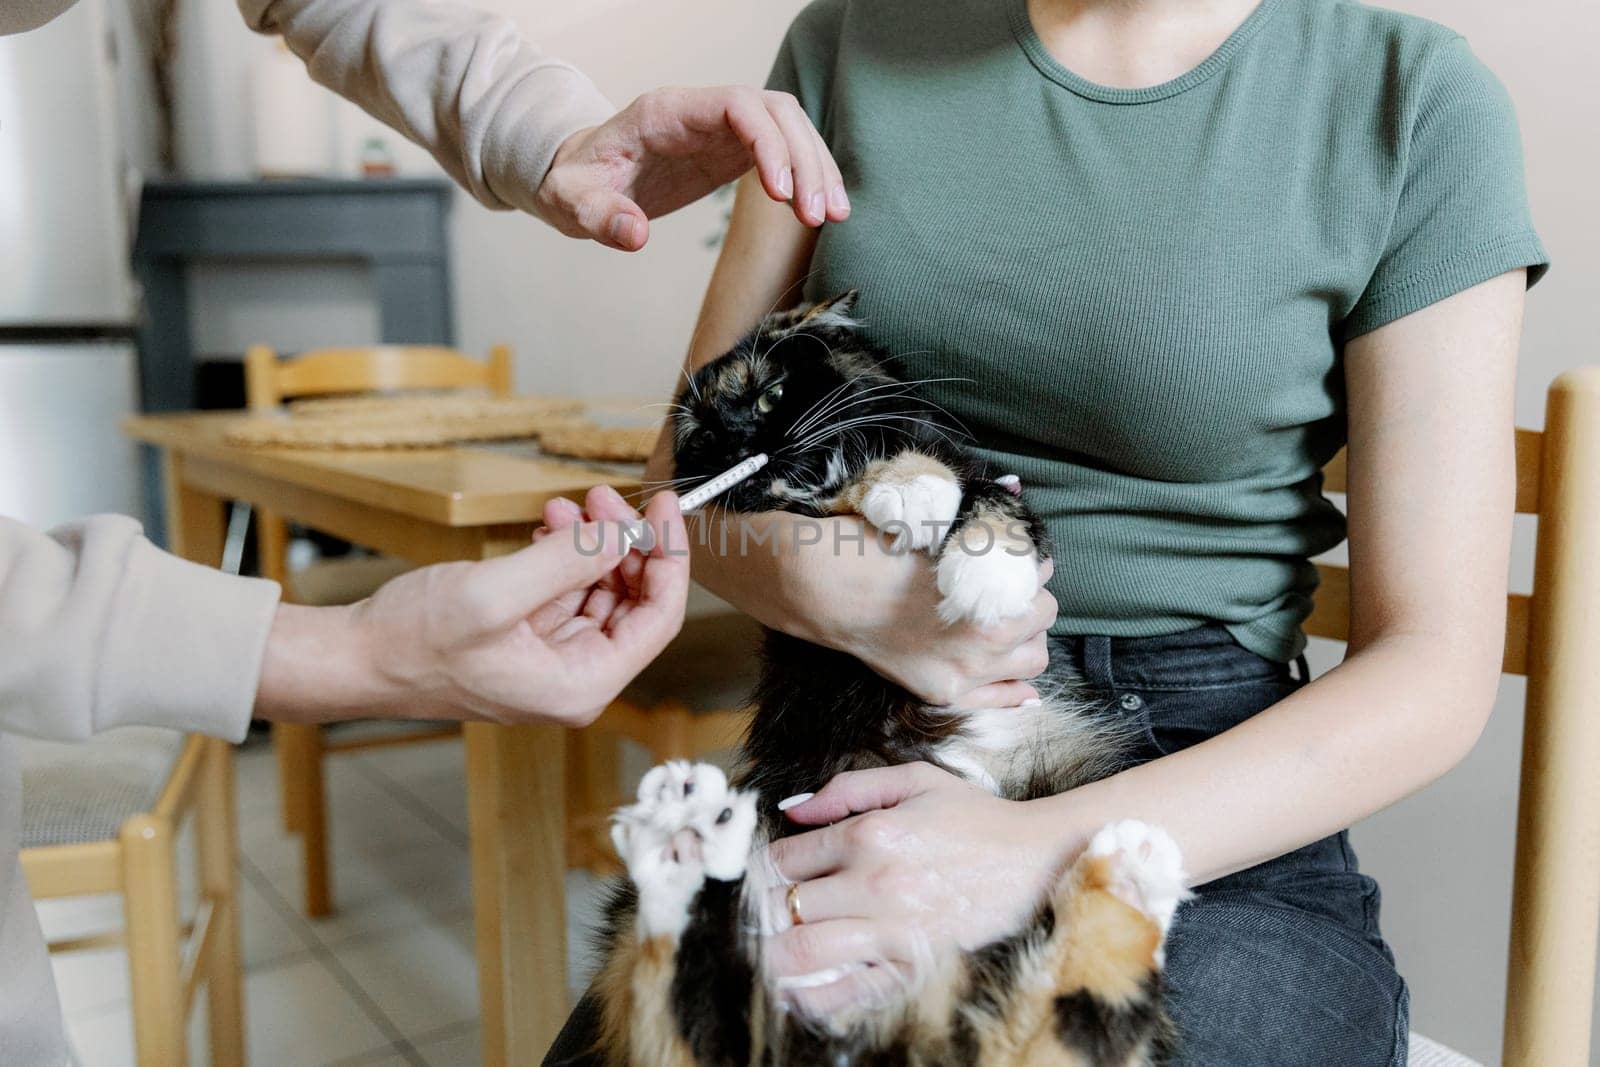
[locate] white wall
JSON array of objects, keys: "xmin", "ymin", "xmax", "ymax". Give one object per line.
[{"xmin": 168, "ymin": 2, "xmax": 1597, "ymax": 1061}]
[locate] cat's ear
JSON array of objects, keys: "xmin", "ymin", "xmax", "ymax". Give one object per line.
[{"xmin": 798, "ymin": 289, "xmax": 860, "ymax": 330}]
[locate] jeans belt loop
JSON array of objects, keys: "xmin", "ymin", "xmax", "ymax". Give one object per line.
[{"xmin": 1082, "ymin": 634, "xmax": 1114, "ymax": 689}]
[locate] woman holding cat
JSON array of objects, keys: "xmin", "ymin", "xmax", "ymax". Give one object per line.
[{"xmin": 547, "ymin": 0, "xmax": 1545, "ymax": 1062}]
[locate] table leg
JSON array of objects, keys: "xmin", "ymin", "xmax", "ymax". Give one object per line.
[
  {"xmin": 466, "ymin": 717, "xmax": 568, "ymax": 1065},
  {"xmin": 162, "ymin": 453, "xmax": 226, "ymax": 566}
]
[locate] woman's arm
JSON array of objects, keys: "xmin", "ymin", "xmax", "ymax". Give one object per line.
[
  {"xmin": 1020, "ymin": 267, "xmax": 1524, "ymax": 882},
  {"xmin": 766, "ymin": 270, "xmax": 1526, "ymax": 979},
  {"xmin": 648, "ymin": 176, "xmax": 1055, "ymax": 707}
]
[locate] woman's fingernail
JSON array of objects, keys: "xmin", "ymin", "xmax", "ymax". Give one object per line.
[
  {"xmin": 777, "ymin": 168, "xmax": 793, "ymax": 199},
  {"xmin": 608, "ymin": 213, "xmax": 635, "ymax": 246},
  {"xmin": 777, "ymin": 792, "xmax": 814, "ymax": 812},
  {"xmin": 828, "ymin": 185, "xmax": 849, "ymax": 214},
  {"xmin": 621, "ymin": 519, "xmax": 656, "ymax": 553},
  {"xmin": 1022, "ymin": 697, "xmax": 1043, "ymax": 707},
  {"xmin": 807, "ymin": 191, "xmax": 825, "ymax": 222}
]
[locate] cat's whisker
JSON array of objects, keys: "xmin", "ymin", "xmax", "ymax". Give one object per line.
[
  {"xmin": 786, "ymin": 410, "xmax": 969, "ymax": 456},
  {"xmin": 864, "ymin": 375, "xmax": 979, "ymax": 436},
  {"xmin": 677, "ymin": 359, "xmax": 704, "ymax": 404},
  {"xmin": 779, "ymin": 342, "xmax": 970, "ymax": 444},
  {"xmin": 621, "ymin": 473, "xmax": 710, "ymax": 503},
  {"xmin": 785, "ymin": 375, "xmax": 859, "ymax": 440},
  {"xmin": 782, "ymin": 366, "xmax": 939, "ymax": 442},
  {"xmin": 782, "ymin": 424, "xmax": 918, "ymax": 458},
  {"xmin": 785, "ymin": 420, "xmax": 903, "ymax": 455},
  {"xmin": 784, "ymin": 378, "xmax": 871, "ymax": 443},
  {"xmin": 786, "ymin": 379, "xmax": 896, "ymax": 438},
  {"xmin": 788, "ymin": 405, "xmax": 946, "ymax": 447},
  {"xmin": 640, "ymin": 400, "xmax": 693, "ymax": 415},
  {"xmin": 790, "ymin": 382, "xmax": 943, "ymax": 435},
  {"xmin": 788, "ymin": 375, "xmax": 974, "ymax": 440}
]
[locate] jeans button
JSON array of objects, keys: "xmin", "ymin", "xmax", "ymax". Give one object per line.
[{"xmin": 1118, "ymin": 692, "xmax": 1144, "ymax": 712}]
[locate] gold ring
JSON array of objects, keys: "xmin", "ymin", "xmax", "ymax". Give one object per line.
[{"xmin": 786, "ymin": 883, "xmax": 805, "ymax": 927}]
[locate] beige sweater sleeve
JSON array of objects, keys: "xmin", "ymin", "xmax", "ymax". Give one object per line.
[
  {"xmin": 0, "ymin": 516, "xmax": 280, "ymax": 743},
  {"xmin": 238, "ymin": 0, "xmax": 615, "ymax": 216}
]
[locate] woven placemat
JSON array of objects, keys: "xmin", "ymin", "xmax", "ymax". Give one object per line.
[
  {"xmin": 536, "ymin": 421, "xmax": 662, "ymax": 462},
  {"xmin": 287, "ymin": 393, "xmax": 583, "ymax": 420},
  {"xmin": 226, "ymin": 410, "xmax": 566, "ymax": 449}
]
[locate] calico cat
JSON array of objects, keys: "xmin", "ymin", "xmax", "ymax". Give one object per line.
[{"xmin": 593, "ymin": 292, "xmax": 1188, "ymax": 1066}]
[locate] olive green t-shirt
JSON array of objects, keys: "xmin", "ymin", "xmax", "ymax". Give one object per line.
[{"xmin": 767, "ymin": 0, "xmax": 1548, "ymax": 661}]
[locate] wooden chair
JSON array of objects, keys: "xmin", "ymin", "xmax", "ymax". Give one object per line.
[
  {"xmin": 20, "ymin": 732, "xmax": 244, "ymax": 1066},
  {"xmin": 1308, "ymin": 369, "xmax": 1600, "ymax": 1066},
  {"xmin": 245, "ymin": 343, "xmax": 511, "ymax": 916},
  {"xmin": 566, "ymin": 605, "xmax": 764, "ymax": 873}
]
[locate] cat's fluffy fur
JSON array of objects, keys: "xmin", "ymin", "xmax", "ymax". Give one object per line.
[{"xmin": 593, "ymin": 293, "xmax": 1187, "ymax": 1065}]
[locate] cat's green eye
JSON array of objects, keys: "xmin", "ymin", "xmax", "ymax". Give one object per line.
[{"xmin": 755, "ymin": 382, "xmax": 784, "ymax": 414}]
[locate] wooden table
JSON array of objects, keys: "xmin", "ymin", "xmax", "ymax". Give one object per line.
[{"xmin": 125, "ymin": 412, "xmax": 639, "ymax": 1065}]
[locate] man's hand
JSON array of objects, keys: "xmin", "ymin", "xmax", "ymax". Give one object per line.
[
  {"xmin": 536, "ymin": 86, "xmax": 850, "ymax": 251},
  {"xmin": 255, "ymin": 488, "xmax": 689, "ymax": 727}
]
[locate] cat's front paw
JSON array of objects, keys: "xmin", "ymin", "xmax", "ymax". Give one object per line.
[
  {"xmin": 1085, "ymin": 820, "xmax": 1191, "ymax": 944},
  {"xmin": 612, "ymin": 761, "xmax": 759, "ymax": 938},
  {"xmin": 859, "ymin": 473, "xmax": 963, "ymax": 551},
  {"xmin": 935, "ymin": 537, "xmax": 1040, "ymax": 626}
]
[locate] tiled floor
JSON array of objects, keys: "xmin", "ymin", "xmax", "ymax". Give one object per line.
[{"xmin": 38, "ymin": 731, "xmax": 614, "ymax": 1067}]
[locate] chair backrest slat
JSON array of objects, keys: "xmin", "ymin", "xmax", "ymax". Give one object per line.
[{"xmin": 245, "ymin": 344, "xmax": 513, "ymax": 410}]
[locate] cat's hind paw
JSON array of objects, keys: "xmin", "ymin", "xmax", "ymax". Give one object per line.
[
  {"xmin": 1085, "ymin": 820, "xmax": 1191, "ymax": 942},
  {"xmin": 612, "ymin": 761, "xmax": 759, "ymax": 938}
]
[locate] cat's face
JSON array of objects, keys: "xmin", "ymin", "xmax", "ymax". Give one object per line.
[{"xmin": 672, "ymin": 291, "xmax": 904, "ymax": 512}]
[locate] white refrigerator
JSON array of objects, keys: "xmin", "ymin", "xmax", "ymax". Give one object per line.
[{"xmin": 0, "ymin": 0, "xmax": 156, "ymax": 529}]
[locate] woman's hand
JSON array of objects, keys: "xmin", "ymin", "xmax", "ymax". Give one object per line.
[
  {"xmin": 779, "ymin": 518, "xmax": 1058, "ymax": 708},
  {"xmin": 758, "ymin": 762, "xmax": 1067, "ymax": 1015},
  {"xmin": 536, "ymin": 86, "xmax": 850, "ymax": 251},
  {"xmin": 255, "ymin": 488, "xmax": 688, "ymax": 727}
]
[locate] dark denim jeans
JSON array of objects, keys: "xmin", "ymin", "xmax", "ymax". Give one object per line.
[
  {"xmin": 545, "ymin": 625, "xmax": 1409, "ymax": 1066},
  {"xmin": 1059, "ymin": 625, "xmax": 1409, "ymax": 1067}
]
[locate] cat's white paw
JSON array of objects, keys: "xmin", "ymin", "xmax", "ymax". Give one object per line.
[
  {"xmin": 860, "ymin": 473, "xmax": 963, "ymax": 551},
  {"xmin": 935, "ymin": 540, "xmax": 1040, "ymax": 626},
  {"xmin": 1086, "ymin": 820, "xmax": 1191, "ymax": 948},
  {"xmin": 631, "ymin": 759, "xmax": 700, "ymax": 825},
  {"xmin": 617, "ymin": 824, "xmax": 712, "ymax": 938},
  {"xmin": 612, "ymin": 761, "xmax": 759, "ymax": 938}
]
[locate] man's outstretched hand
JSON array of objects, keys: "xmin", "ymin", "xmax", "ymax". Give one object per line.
[
  {"xmin": 536, "ymin": 86, "xmax": 850, "ymax": 251},
  {"xmin": 256, "ymin": 488, "xmax": 689, "ymax": 727}
]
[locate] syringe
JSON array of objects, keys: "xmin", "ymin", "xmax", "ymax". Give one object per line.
[
  {"xmin": 677, "ymin": 453, "xmax": 770, "ymax": 513},
  {"xmin": 620, "ymin": 453, "xmax": 770, "ymax": 553}
]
